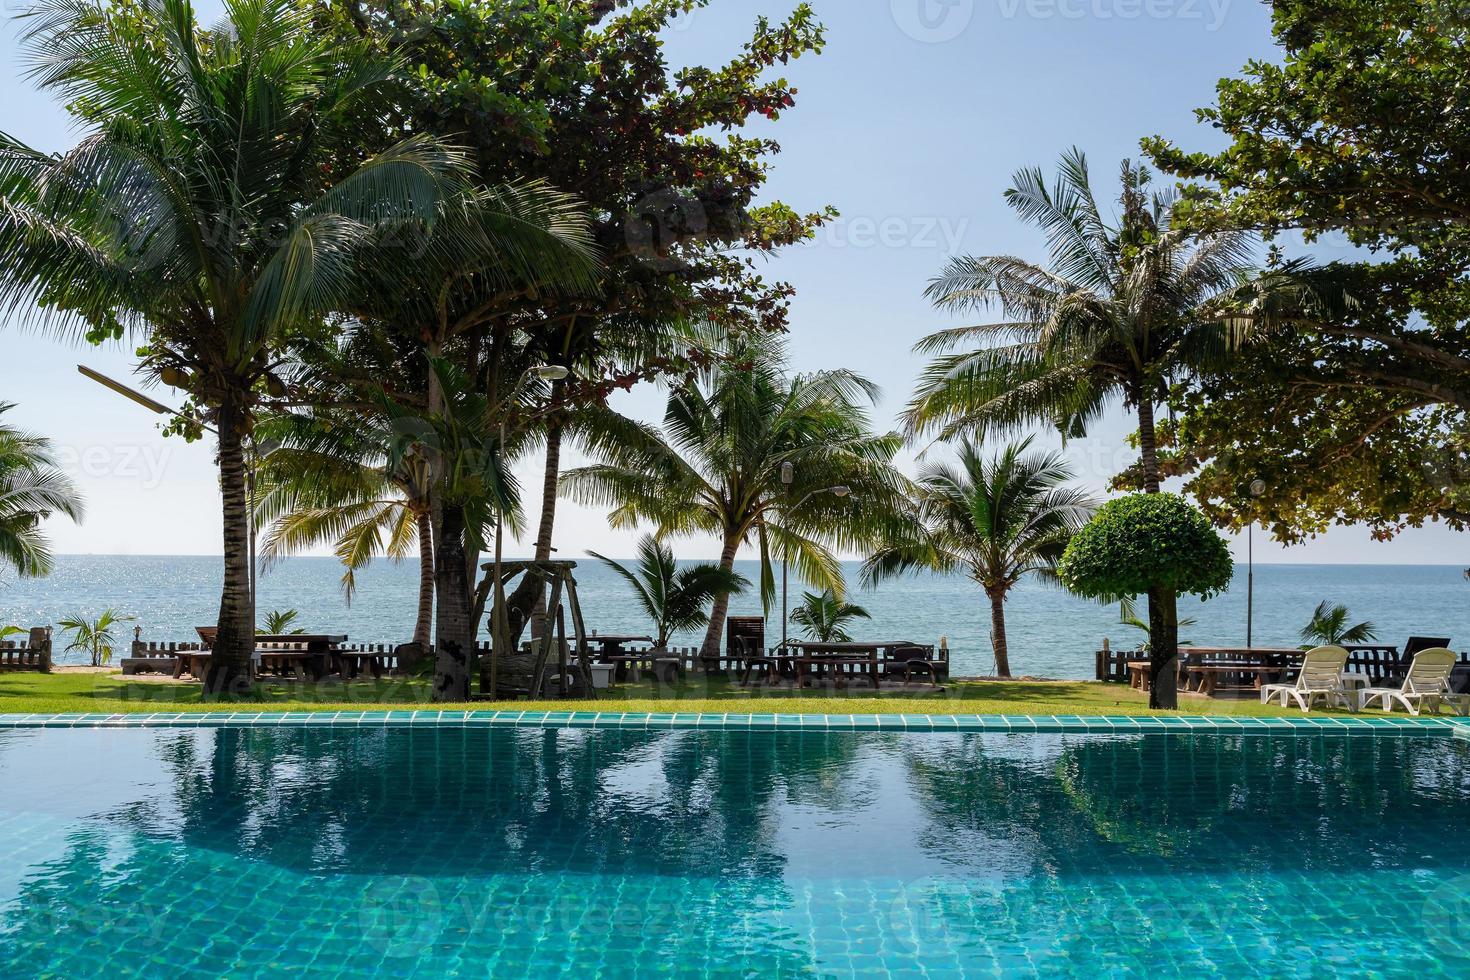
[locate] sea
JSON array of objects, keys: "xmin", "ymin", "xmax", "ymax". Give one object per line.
[{"xmin": 3, "ymin": 556, "xmax": 1466, "ymax": 677}]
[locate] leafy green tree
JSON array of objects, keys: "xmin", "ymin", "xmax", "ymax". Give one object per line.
[
  {"xmin": 788, "ymin": 589, "xmax": 871, "ymax": 644},
  {"xmin": 590, "ymin": 535, "xmax": 749, "ymax": 649},
  {"xmin": 329, "ymin": 1, "xmax": 834, "ymax": 656},
  {"xmin": 58, "ymin": 609, "xmax": 134, "ymax": 667},
  {"xmin": 0, "ymin": 0, "xmax": 473, "ymax": 692},
  {"xmin": 864, "ymin": 438, "xmax": 1093, "ymax": 677},
  {"xmin": 1059, "ymin": 493, "xmax": 1233, "ymax": 709},
  {"xmin": 0, "ymin": 403, "xmax": 83, "ymax": 578},
  {"xmin": 1145, "ymin": 0, "xmax": 1470, "ymax": 538},
  {"xmin": 905, "ymin": 150, "xmax": 1261, "ymax": 493},
  {"xmin": 1300, "ymin": 601, "xmax": 1377, "ymax": 648},
  {"xmin": 563, "ymin": 333, "xmax": 907, "ymax": 658}
]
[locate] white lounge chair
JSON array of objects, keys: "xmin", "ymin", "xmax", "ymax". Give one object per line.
[
  {"xmin": 1260, "ymin": 645, "xmax": 1351, "ymax": 712},
  {"xmin": 1359, "ymin": 648, "xmax": 1470, "ymax": 717}
]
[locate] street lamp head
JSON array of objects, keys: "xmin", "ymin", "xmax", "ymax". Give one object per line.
[
  {"xmin": 831, "ymin": 486, "xmax": 851, "ymax": 498},
  {"xmin": 780, "ymin": 461, "xmax": 795, "ymax": 486},
  {"xmin": 1249, "ymin": 479, "xmax": 1267, "ymax": 499},
  {"xmin": 532, "ymin": 365, "xmax": 571, "ymax": 381}
]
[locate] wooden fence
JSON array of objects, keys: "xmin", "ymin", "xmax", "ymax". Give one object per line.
[
  {"xmin": 0, "ymin": 640, "xmax": 49, "ymax": 673},
  {"xmin": 124, "ymin": 639, "xmax": 952, "ymax": 680}
]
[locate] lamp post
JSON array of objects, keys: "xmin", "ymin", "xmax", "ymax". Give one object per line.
[
  {"xmin": 1247, "ymin": 478, "xmax": 1266, "ymax": 647},
  {"xmin": 489, "ymin": 364, "xmax": 570, "ymax": 697},
  {"xmin": 774, "ymin": 462, "xmax": 850, "ymax": 650}
]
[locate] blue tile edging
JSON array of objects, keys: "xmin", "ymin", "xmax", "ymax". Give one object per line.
[{"xmin": 0, "ymin": 711, "xmax": 1466, "ymax": 737}]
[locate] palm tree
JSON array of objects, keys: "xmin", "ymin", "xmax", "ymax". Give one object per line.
[
  {"xmin": 788, "ymin": 589, "xmax": 871, "ymax": 643},
  {"xmin": 0, "ymin": 403, "xmax": 83, "ymax": 578},
  {"xmin": 905, "ymin": 149, "xmax": 1262, "ymax": 494},
  {"xmin": 1300, "ymin": 601, "xmax": 1377, "ymax": 647},
  {"xmin": 253, "ymin": 339, "xmax": 438, "ymax": 652},
  {"xmin": 58, "ymin": 608, "xmax": 134, "ymax": 667},
  {"xmin": 0, "ymin": 0, "xmax": 475, "ymax": 691},
  {"xmin": 563, "ymin": 333, "xmax": 908, "ymax": 658},
  {"xmin": 589, "ymin": 536, "xmax": 749, "ymax": 649},
  {"xmin": 863, "ymin": 438, "xmax": 1093, "ymax": 677}
]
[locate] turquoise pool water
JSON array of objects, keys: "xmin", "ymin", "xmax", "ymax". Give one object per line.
[{"xmin": 1, "ymin": 727, "xmax": 1468, "ymax": 977}]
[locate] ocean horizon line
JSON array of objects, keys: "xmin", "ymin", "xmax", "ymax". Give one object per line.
[{"xmin": 42, "ymin": 552, "xmax": 1470, "ymax": 569}]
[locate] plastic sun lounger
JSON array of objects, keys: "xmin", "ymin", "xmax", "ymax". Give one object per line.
[
  {"xmin": 1259, "ymin": 645, "xmax": 1351, "ymax": 712},
  {"xmin": 1359, "ymin": 648, "xmax": 1470, "ymax": 717}
]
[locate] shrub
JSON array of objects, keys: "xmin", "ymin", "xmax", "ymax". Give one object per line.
[{"xmin": 1059, "ymin": 493, "xmax": 1233, "ymax": 601}]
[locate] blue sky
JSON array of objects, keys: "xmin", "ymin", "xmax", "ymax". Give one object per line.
[{"xmin": 0, "ymin": 0, "xmax": 1460, "ymax": 563}]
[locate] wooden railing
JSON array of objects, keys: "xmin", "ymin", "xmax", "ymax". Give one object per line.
[
  {"xmin": 1096, "ymin": 644, "xmax": 1468, "ymax": 685},
  {"xmin": 123, "ymin": 639, "xmax": 952, "ymax": 680},
  {"xmin": 0, "ymin": 641, "xmax": 49, "ymax": 672}
]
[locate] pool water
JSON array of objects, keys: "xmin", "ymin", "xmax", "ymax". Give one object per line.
[{"xmin": 1, "ymin": 727, "xmax": 1467, "ymax": 977}]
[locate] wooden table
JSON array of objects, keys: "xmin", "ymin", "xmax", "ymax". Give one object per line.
[
  {"xmin": 587, "ymin": 635, "xmax": 656, "ymax": 681},
  {"xmin": 175, "ymin": 635, "xmax": 349, "ymax": 681},
  {"xmin": 1182, "ymin": 663, "xmax": 1287, "ymax": 696},
  {"xmin": 785, "ymin": 642, "xmax": 881, "ymax": 689}
]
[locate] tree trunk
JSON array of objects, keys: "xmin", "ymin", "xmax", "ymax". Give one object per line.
[
  {"xmin": 411, "ymin": 510, "xmax": 434, "ymax": 653},
  {"xmin": 204, "ymin": 391, "xmax": 256, "ymax": 696},
  {"xmin": 1146, "ymin": 583, "xmax": 1180, "ymax": 710},
  {"xmin": 699, "ymin": 531, "xmax": 742, "ymax": 661},
  {"xmin": 433, "ymin": 500, "xmax": 474, "ymax": 702},
  {"xmin": 1136, "ymin": 392, "xmax": 1162, "ymax": 494},
  {"xmin": 506, "ymin": 415, "xmax": 564, "ymax": 642},
  {"xmin": 986, "ymin": 586, "xmax": 1012, "ymax": 678}
]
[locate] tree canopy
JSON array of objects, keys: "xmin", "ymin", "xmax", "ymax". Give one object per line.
[
  {"xmin": 1059, "ymin": 493, "xmax": 1233, "ymax": 602},
  {"xmin": 1145, "ymin": 0, "xmax": 1470, "ymax": 539}
]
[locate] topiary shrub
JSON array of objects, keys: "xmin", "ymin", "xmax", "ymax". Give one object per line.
[{"xmin": 1060, "ymin": 493, "xmax": 1233, "ymax": 709}]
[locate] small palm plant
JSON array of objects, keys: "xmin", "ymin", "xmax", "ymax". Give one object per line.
[
  {"xmin": 57, "ymin": 609, "xmax": 134, "ymax": 667},
  {"xmin": 1300, "ymin": 601, "xmax": 1377, "ymax": 647},
  {"xmin": 590, "ymin": 536, "xmax": 750, "ymax": 649},
  {"xmin": 259, "ymin": 610, "xmax": 305, "ymax": 635},
  {"xmin": 789, "ymin": 589, "xmax": 872, "ymax": 643}
]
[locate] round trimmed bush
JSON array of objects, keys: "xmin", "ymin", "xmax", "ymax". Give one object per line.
[{"xmin": 1059, "ymin": 493, "xmax": 1233, "ymax": 600}]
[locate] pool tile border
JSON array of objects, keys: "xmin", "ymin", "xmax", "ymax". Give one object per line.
[{"xmin": 0, "ymin": 710, "xmax": 1467, "ymax": 737}]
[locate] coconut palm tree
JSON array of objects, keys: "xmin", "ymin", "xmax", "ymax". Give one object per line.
[
  {"xmin": 788, "ymin": 589, "xmax": 871, "ymax": 644},
  {"xmin": 863, "ymin": 437, "xmax": 1093, "ymax": 678},
  {"xmin": 0, "ymin": 402, "xmax": 83, "ymax": 578},
  {"xmin": 589, "ymin": 536, "xmax": 749, "ymax": 649},
  {"xmin": 58, "ymin": 608, "xmax": 134, "ymax": 667},
  {"xmin": 905, "ymin": 149, "xmax": 1263, "ymax": 494},
  {"xmin": 563, "ymin": 333, "xmax": 908, "ymax": 658},
  {"xmin": 1300, "ymin": 601, "xmax": 1377, "ymax": 647},
  {"xmin": 0, "ymin": 0, "xmax": 478, "ymax": 691}
]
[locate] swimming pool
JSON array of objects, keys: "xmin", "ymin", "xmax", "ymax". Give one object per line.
[{"xmin": 1, "ymin": 725, "xmax": 1467, "ymax": 977}]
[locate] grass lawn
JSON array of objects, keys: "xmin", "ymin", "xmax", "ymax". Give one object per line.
[{"xmin": 0, "ymin": 669, "xmax": 1358, "ymax": 718}]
